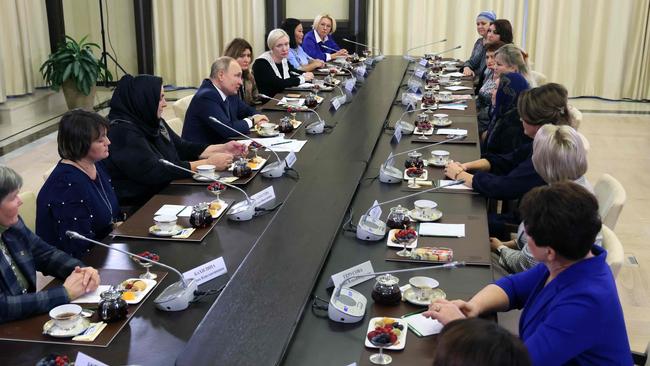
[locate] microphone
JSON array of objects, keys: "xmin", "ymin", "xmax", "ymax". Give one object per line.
[
  {"xmin": 65, "ymin": 231, "xmax": 199, "ymax": 311},
  {"xmin": 434, "ymin": 45, "xmax": 462, "ymax": 57},
  {"xmin": 258, "ymin": 93, "xmax": 328, "ymax": 134},
  {"xmin": 391, "ymin": 107, "xmax": 432, "ymax": 135},
  {"xmin": 329, "ymin": 261, "xmax": 465, "ymax": 323},
  {"xmin": 379, "ymin": 135, "xmax": 466, "ymax": 184},
  {"xmin": 404, "ymin": 38, "xmax": 447, "ymax": 60},
  {"xmin": 159, "ymin": 159, "xmax": 256, "ymax": 221},
  {"xmin": 208, "ymin": 116, "xmax": 288, "ymax": 179},
  {"xmin": 341, "ymin": 38, "xmax": 385, "ymax": 61},
  {"xmin": 321, "ymin": 44, "xmax": 340, "ymax": 53},
  {"xmin": 356, "ymin": 179, "xmax": 466, "ymax": 241}
]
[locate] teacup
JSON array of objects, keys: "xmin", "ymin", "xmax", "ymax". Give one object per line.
[
  {"xmin": 431, "ymin": 150, "xmax": 450, "ymax": 166},
  {"xmin": 196, "ymin": 164, "xmax": 216, "ymax": 178},
  {"xmin": 154, "ymin": 215, "xmax": 177, "ymax": 232},
  {"xmin": 433, "ymin": 113, "xmax": 449, "ymax": 125},
  {"xmin": 49, "ymin": 304, "xmax": 82, "ymax": 330},
  {"xmin": 413, "ymin": 199, "xmax": 437, "ymax": 218},
  {"xmin": 409, "ymin": 276, "xmax": 438, "ymax": 302},
  {"xmin": 259, "ymin": 123, "xmax": 277, "ymax": 135},
  {"xmin": 438, "ymin": 91, "xmax": 452, "ymax": 101}
]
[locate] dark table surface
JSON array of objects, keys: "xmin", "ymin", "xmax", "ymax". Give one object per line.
[{"xmin": 0, "ymin": 57, "xmax": 492, "ymax": 366}]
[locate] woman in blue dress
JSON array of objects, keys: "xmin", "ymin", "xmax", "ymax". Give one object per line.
[{"xmin": 36, "ymin": 110, "xmax": 121, "ymax": 258}]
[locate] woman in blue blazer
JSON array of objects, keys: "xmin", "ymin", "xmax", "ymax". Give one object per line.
[
  {"xmin": 301, "ymin": 14, "xmax": 348, "ymax": 61},
  {"xmin": 423, "ymin": 182, "xmax": 632, "ymax": 365}
]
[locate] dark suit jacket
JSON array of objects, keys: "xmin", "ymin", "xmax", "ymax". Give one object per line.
[
  {"xmin": 182, "ymin": 79, "xmax": 256, "ymax": 144},
  {"xmin": 0, "ymin": 217, "xmax": 84, "ymax": 323}
]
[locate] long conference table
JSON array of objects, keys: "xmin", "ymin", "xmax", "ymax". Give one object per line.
[{"xmin": 0, "ymin": 56, "xmax": 493, "ymax": 365}]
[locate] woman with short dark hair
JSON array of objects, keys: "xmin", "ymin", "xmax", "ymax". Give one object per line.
[
  {"xmin": 434, "ymin": 318, "xmax": 531, "ymax": 366},
  {"xmin": 424, "ymin": 182, "xmax": 632, "ymax": 365},
  {"xmin": 36, "ymin": 110, "xmax": 121, "ymax": 258}
]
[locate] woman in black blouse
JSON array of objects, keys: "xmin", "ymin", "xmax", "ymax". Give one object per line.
[
  {"xmin": 252, "ymin": 28, "xmax": 314, "ymax": 98},
  {"xmin": 104, "ymin": 74, "xmax": 247, "ymax": 210}
]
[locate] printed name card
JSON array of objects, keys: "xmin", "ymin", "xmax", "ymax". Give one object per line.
[
  {"xmin": 391, "ymin": 124, "xmax": 403, "ymax": 144},
  {"xmin": 331, "ymin": 96, "xmax": 342, "ymax": 110},
  {"xmin": 419, "ymin": 58, "xmax": 428, "ymax": 66},
  {"xmin": 75, "ymin": 352, "xmax": 109, "ymax": 366},
  {"xmin": 250, "ymin": 186, "xmax": 276, "ymax": 206},
  {"xmin": 330, "ymin": 260, "xmax": 375, "ymax": 288},
  {"xmin": 183, "ymin": 257, "xmax": 227, "ymax": 285},
  {"xmin": 414, "ymin": 69, "xmax": 425, "ymax": 78},
  {"xmin": 345, "ymin": 78, "xmax": 356, "ymax": 92},
  {"xmin": 386, "ymin": 152, "xmax": 395, "ymax": 167},
  {"xmin": 285, "ymin": 151, "xmax": 297, "ymax": 168}
]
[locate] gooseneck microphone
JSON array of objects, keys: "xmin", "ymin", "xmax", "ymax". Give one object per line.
[
  {"xmin": 356, "ymin": 179, "xmax": 466, "ymax": 241},
  {"xmin": 159, "ymin": 159, "xmax": 257, "ymax": 221},
  {"xmin": 65, "ymin": 231, "xmax": 198, "ymax": 311},
  {"xmin": 329, "ymin": 261, "xmax": 465, "ymax": 323},
  {"xmin": 341, "ymin": 38, "xmax": 385, "ymax": 60},
  {"xmin": 258, "ymin": 93, "xmax": 329, "ymax": 134},
  {"xmin": 404, "ymin": 38, "xmax": 447, "ymax": 60},
  {"xmin": 208, "ymin": 116, "xmax": 288, "ymax": 179},
  {"xmin": 434, "ymin": 45, "xmax": 462, "ymax": 57}
]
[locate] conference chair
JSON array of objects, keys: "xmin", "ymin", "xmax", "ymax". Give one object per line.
[
  {"xmin": 172, "ymin": 94, "xmax": 194, "ymax": 121},
  {"xmin": 17, "ymin": 191, "xmax": 37, "ymax": 232},
  {"xmin": 601, "ymin": 225, "xmax": 625, "ymax": 278},
  {"xmin": 594, "ymin": 174, "xmax": 627, "ymax": 230},
  {"xmin": 166, "ymin": 117, "xmax": 184, "ymax": 135},
  {"xmin": 530, "ymin": 70, "xmax": 547, "ymax": 86},
  {"xmin": 568, "ymin": 105, "xmax": 583, "ymax": 129},
  {"xmin": 42, "ymin": 164, "xmax": 56, "ymax": 181}
]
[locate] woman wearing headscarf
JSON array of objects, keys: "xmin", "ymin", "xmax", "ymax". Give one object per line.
[
  {"xmin": 103, "ymin": 74, "xmax": 246, "ymax": 210},
  {"xmin": 462, "ymin": 11, "xmax": 497, "ymax": 80},
  {"xmin": 483, "ymin": 72, "xmax": 530, "ymax": 155}
]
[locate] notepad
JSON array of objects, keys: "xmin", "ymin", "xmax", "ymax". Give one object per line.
[
  {"xmin": 403, "ymin": 312, "xmax": 443, "ymax": 336},
  {"xmin": 438, "ymin": 180, "xmax": 473, "ymax": 190},
  {"xmin": 437, "ymin": 104, "xmax": 467, "ymax": 110},
  {"xmin": 155, "ymin": 205, "xmax": 187, "ymax": 217},
  {"xmin": 436, "ymin": 128, "xmax": 467, "ymax": 136},
  {"xmin": 419, "ymin": 223, "xmax": 465, "ymax": 237}
]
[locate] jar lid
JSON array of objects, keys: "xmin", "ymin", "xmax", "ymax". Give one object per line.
[
  {"xmin": 376, "ymin": 274, "xmax": 399, "ymax": 286},
  {"xmin": 408, "ymin": 151, "xmax": 423, "ymax": 158},
  {"xmin": 100, "ymin": 286, "xmax": 122, "ymax": 300}
]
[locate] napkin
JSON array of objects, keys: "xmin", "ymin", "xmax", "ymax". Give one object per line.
[
  {"xmin": 436, "ymin": 128, "xmax": 467, "ymax": 136},
  {"xmin": 419, "ymin": 223, "xmax": 465, "ymax": 237},
  {"xmin": 172, "ymin": 228, "xmax": 196, "ymax": 239},
  {"xmin": 403, "ymin": 313, "xmax": 443, "ymax": 337},
  {"xmin": 445, "ymin": 85, "xmax": 473, "ymax": 91},
  {"xmin": 437, "ymin": 104, "xmax": 467, "ymax": 110},
  {"xmin": 442, "ymin": 72, "xmax": 465, "ymax": 78},
  {"xmin": 73, "ymin": 322, "xmax": 107, "ymax": 342}
]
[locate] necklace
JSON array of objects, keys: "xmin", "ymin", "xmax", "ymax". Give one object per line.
[{"xmin": 91, "ymin": 168, "xmax": 114, "ymax": 224}]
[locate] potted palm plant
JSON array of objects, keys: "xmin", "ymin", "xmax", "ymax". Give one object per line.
[{"xmin": 40, "ymin": 35, "xmax": 112, "ymax": 110}]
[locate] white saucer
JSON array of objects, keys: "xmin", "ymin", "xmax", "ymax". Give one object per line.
[
  {"xmin": 193, "ymin": 173, "xmax": 218, "ymax": 182},
  {"xmin": 408, "ymin": 209, "xmax": 442, "ymax": 222},
  {"xmin": 148, "ymin": 224, "xmax": 183, "ymax": 237},
  {"xmin": 433, "ymin": 119, "xmax": 452, "ymax": 127},
  {"xmin": 430, "ymin": 160, "xmax": 448, "ymax": 168},
  {"xmin": 43, "ymin": 317, "xmax": 90, "ymax": 338},
  {"xmin": 403, "ymin": 287, "xmax": 446, "ymax": 306}
]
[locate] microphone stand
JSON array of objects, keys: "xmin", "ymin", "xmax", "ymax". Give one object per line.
[
  {"xmin": 208, "ymin": 116, "xmax": 291, "ymax": 179},
  {"xmin": 159, "ymin": 159, "xmax": 257, "ymax": 221},
  {"xmin": 404, "ymin": 38, "xmax": 447, "ymax": 61},
  {"xmin": 259, "ymin": 93, "xmax": 330, "ymax": 134},
  {"xmin": 356, "ymin": 179, "xmax": 465, "ymax": 241},
  {"xmin": 329, "ymin": 261, "xmax": 465, "ymax": 323},
  {"xmin": 65, "ymin": 231, "xmax": 198, "ymax": 311}
]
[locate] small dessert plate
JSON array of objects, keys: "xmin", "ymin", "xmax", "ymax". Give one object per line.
[
  {"xmin": 408, "ymin": 209, "xmax": 443, "ymax": 222},
  {"xmin": 148, "ymin": 225, "xmax": 183, "ymax": 237}
]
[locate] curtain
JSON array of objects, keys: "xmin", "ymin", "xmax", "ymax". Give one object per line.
[
  {"xmin": 526, "ymin": 0, "xmax": 650, "ymax": 100},
  {"xmin": 368, "ymin": 0, "xmax": 525, "ymax": 61},
  {"xmin": 0, "ymin": 0, "xmax": 51, "ymax": 103},
  {"xmin": 153, "ymin": 0, "xmax": 266, "ymax": 87},
  {"xmin": 62, "ymin": 0, "xmax": 138, "ymax": 82},
  {"xmin": 368, "ymin": 0, "xmax": 650, "ymax": 100}
]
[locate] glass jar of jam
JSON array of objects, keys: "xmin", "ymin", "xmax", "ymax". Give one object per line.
[
  {"xmin": 305, "ymin": 93, "xmax": 318, "ymax": 108},
  {"xmin": 386, "ymin": 205, "xmax": 412, "ymax": 229},
  {"xmin": 190, "ymin": 202, "xmax": 214, "ymax": 228},
  {"xmin": 371, "ymin": 274, "xmax": 401, "ymax": 306},
  {"xmin": 278, "ymin": 116, "xmax": 294, "ymax": 133},
  {"xmin": 98, "ymin": 287, "xmax": 128, "ymax": 323},
  {"xmin": 422, "ymin": 90, "xmax": 435, "ymax": 105},
  {"xmin": 232, "ymin": 158, "xmax": 252, "ymax": 178},
  {"xmin": 404, "ymin": 151, "xmax": 424, "ymax": 169}
]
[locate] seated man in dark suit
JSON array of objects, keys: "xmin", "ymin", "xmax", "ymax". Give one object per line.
[
  {"xmin": 182, "ymin": 56, "xmax": 269, "ymax": 144},
  {"xmin": 0, "ymin": 166, "xmax": 100, "ymax": 323}
]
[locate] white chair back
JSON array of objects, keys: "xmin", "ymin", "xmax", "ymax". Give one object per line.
[
  {"xmin": 594, "ymin": 174, "xmax": 626, "ymax": 230},
  {"xmin": 568, "ymin": 105, "xmax": 583, "ymax": 130},
  {"xmin": 530, "ymin": 70, "xmax": 547, "ymax": 86},
  {"xmin": 166, "ymin": 117, "xmax": 184, "ymax": 136},
  {"xmin": 18, "ymin": 191, "xmax": 37, "ymax": 232},
  {"xmin": 172, "ymin": 94, "xmax": 194, "ymax": 121},
  {"xmin": 601, "ymin": 225, "xmax": 624, "ymax": 278}
]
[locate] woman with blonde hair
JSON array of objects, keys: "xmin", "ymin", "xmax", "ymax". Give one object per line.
[
  {"xmin": 302, "ymin": 14, "xmax": 348, "ymax": 61},
  {"xmin": 252, "ymin": 29, "xmax": 314, "ymax": 98},
  {"xmin": 223, "ymin": 38, "xmax": 259, "ymax": 105},
  {"xmin": 494, "ymin": 44, "xmax": 535, "ymax": 87}
]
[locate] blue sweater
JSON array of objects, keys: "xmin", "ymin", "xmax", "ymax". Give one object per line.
[
  {"xmin": 36, "ymin": 162, "xmax": 121, "ymax": 259},
  {"xmin": 472, "ymin": 143, "xmax": 545, "ymax": 200},
  {"xmin": 302, "ymin": 30, "xmax": 341, "ymax": 61},
  {"xmin": 496, "ymin": 246, "xmax": 632, "ymax": 365},
  {"xmin": 182, "ymin": 79, "xmax": 256, "ymax": 144}
]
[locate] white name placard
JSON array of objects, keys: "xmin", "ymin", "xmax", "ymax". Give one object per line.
[
  {"xmin": 331, "ymin": 97, "xmax": 342, "ymax": 110},
  {"xmin": 250, "ymin": 186, "xmax": 276, "ymax": 206},
  {"xmin": 419, "ymin": 58, "xmax": 428, "ymax": 66},
  {"xmin": 183, "ymin": 257, "xmax": 228, "ymax": 285},
  {"xmin": 369, "ymin": 200, "xmax": 382, "ymax": 219},
  {"xmin": 75, "ymin": 352, "xmax": 109, "ymax": 366},
  {"xmin": 345, "ymin": 78, "xmax": 356, "ymax": 92},
  {"xmin": 285, "ymin": 151, "xmax": 297, "ymax": 168},
  {"xmin": 331, "ymin": 260, "xmax": 375, "ymax": 288}
]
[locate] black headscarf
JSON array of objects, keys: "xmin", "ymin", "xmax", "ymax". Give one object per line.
[{"xmin": 107, "ymin": 74, "xmax": 163, "ymax": 137}]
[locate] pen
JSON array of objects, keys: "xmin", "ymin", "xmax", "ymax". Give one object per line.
[{"xmin": 271, "ymin": 141, "xmax": 292, "ymax": 146}]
